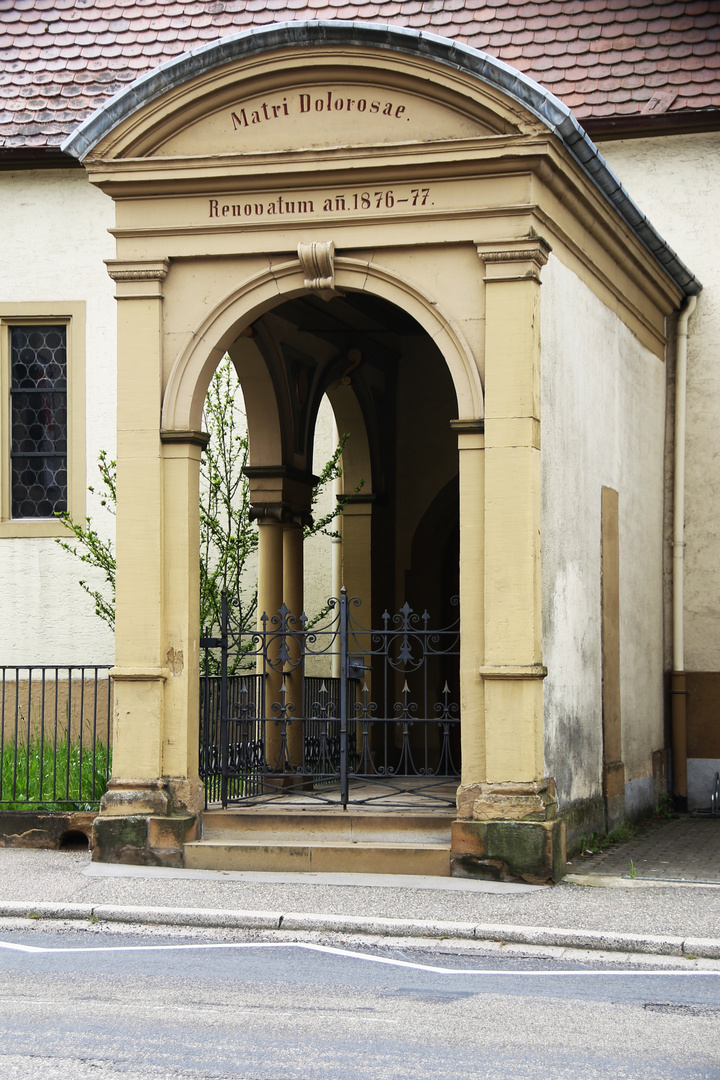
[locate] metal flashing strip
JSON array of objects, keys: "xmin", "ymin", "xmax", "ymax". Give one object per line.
[{"xmin": 61, "ymin": 20, "xmax": 701, "ymax": 299}]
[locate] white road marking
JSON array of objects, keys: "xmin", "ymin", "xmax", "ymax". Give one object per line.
[{"xmin": 0, "ymin": 938, "xmax": 718, "ymax": 976}]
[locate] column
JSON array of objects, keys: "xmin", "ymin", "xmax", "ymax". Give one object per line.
[
  {"xmin": 256, "ymin": 515, "xmax": 285, "ymax": 770},
  {"xmin": 282, "ymin": 518, "xmax": 304, "ymax": 764}
]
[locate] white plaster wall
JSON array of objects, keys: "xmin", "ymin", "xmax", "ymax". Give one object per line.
[
  {"xmin": 541, "ymin": 255, "xmax": 666, "ymax": 808},
  {"xmin": 0, "ymin": 169, "xmax": 116, "ymax": 664},
  {"xmin": 600, "ymin": 132, "xmax": 720, "ymax": 673}
]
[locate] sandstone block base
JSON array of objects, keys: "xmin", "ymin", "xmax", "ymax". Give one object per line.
[
  {"xmin": 92, "ymin": 813, "xmax": 198, "ymax": 867},
  {"xmin": 450, "ymin": 817, "xmax": 566, "ymax": 885}
]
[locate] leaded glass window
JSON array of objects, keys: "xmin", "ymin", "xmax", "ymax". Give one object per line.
[{"xmin": 10, "ymin": 325, "xmax": 68, "ymax": 518}]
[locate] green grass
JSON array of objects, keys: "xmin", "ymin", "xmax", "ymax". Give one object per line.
[{"xmin": 0, "ymin": 737, "xmax": 111, "ymax": 811}]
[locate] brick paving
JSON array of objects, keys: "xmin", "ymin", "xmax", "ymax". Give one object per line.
[{"xmin": 571, "ymin": 816, "xmax": 720, "ymax": 883}]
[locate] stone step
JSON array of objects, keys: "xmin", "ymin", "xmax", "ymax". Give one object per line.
[
  {"xmin": 199, "ymin": 809, "xmax": 454, "ymax": 846},
  {"xmin": 183, "ymin": 839, "xmax": 451, "ymax": 876}
]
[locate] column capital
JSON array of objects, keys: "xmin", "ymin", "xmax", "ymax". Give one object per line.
[
  {"xmin": 160, "ymin": 429, "xmax": 210, "ymax": 450},
  {"xmin": 450, "ymin": 418, "xmax": 485, "ymax": 434},
  {"xmin": 244, "ymin": 464, "xmax": 316, "ymax": 526},
  {"xmin": 477, "ymin": 238, "xmax": 551, "ymax": 283},
  {"xmin": 250, "ymin": 505, "xmax": 312, "ymax": 528},
  {"xmin": 105, "ymin": 258, "xmax": 170, "ymax": 298}
]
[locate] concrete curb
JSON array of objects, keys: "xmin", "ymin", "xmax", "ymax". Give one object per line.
[
  {"xmin": 1, "ymin": 899, "xmax": 719, "ymax": 959},
  {"xmin": 565, "ymin": 873, "xmax": 720, "ymax": 889}
]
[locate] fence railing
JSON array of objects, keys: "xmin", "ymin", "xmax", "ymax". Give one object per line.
[{"xmin": 0, "ymin": 666, "xmax": 112, "ymax": 810}]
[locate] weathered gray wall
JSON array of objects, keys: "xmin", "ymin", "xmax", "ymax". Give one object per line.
[{"xmin": 541, "ymin": 254, "xmax": 666, "ymax": 815}]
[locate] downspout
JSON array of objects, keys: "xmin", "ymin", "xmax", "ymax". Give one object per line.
[{"xmin": 671, "ymin": 294, "xmax": 697, "ymax": 811}]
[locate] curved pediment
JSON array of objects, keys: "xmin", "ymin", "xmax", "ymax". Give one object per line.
[{"xmin": 64, "ymin": 24, "xmax": 553, "ymax": 165}]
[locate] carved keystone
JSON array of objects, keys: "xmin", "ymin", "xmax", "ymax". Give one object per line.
[{"xmin": 298, "ymin": 241, "xmax": 339, "ymax": 300}]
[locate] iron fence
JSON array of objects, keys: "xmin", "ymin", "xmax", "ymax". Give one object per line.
[
  {"xmin": 0, "ymin": 665, "xmax": 112, "ymax": 809},
  {"xmin": 199, "ymin": 590, "xmax": 460, "ymax": 808}
]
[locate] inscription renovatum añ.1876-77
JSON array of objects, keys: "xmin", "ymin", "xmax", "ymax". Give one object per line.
[
  {"xmin": 208, "ymin": 187, "xmax": 432, "ymax": 220},
  {"xmin": 229, "ymin": 89, "xmax": 411, "ymax": 129}
]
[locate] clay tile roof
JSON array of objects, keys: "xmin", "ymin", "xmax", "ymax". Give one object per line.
[{"xmin": 1, "ymin": 0, "xmax": 719, "ymax": 149}]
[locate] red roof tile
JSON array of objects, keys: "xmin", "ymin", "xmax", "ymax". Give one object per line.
[{"xmin": 1, "ymin": 0, "xmax": 719, "ymax": 149}]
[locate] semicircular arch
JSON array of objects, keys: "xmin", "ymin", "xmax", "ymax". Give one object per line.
[{"xmin": 161, "ymin": 256, "xmax": 484, "ymax": 463}]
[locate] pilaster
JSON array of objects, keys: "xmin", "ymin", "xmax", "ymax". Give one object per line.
[
  {"xmin": 451, "ymin": 239, "xmax": 564, "ymax": 884},
  {"xmin": 453, "ymin": 420, "xmax": 486, "ymax": 789},
  {"xmin": 95, "ymin": 259, "xmax": 203, "ymax": 863},
  {"xmin": 104, "ymin": 259, "xmax": 168, "ymax": 796}
]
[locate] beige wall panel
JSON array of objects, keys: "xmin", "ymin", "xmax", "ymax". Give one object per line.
[
  {"xmin": 483, "ymin": 446, "xmax": 542, "ymax": 662},
  {"xmin": 112, "ymin": 285, "xmax": 167, "ymax": 783},
  {"xmin": 483, "ymin": 677, "xmax": 544, "ymax": 780},
  {"xmin": 152, "ymin": 85, "xmax": 498, "ymax": 158},
  {"xmin": 111, "ymin": 679, "xmax": 164, "ymax": 779},
  {"xmin": 339, "ymin": 506, "xmax": 372, "ymax": 611},
  {"xmin": 115, "ymin": 294, "xmax": 164, "ymax": 667},
  {"xmin": 112, "ymin": 174, "xmax": 534, "ymax": 227},
  {"xmin": 483, "ymin": 276, "xmax": 540, "ymax": 421}
]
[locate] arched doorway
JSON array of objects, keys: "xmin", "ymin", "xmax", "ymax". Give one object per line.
[{"xmin": 198, "ymin": 288, "xmax": 463, "ymax": 807}]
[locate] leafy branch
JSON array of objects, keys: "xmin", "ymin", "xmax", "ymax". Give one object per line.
[
  {"xmin": 56, "ymin": 450, "xmax": 116, "ymax": 631},
  {"xmin": 56, "ymin": 359, "xmax": 362, "ymax": 659}
]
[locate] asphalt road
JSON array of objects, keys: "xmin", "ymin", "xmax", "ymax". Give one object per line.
[{"xmin": 0, "ymin": 929, "xmax": 719, "ymax": 1079}]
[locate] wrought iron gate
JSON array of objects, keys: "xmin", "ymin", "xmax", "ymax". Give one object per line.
[{"xmin": 200, "ymin": 590, "xmax": 460, "ymax": 808}]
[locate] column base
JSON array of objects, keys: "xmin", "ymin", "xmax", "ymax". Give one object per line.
[
  {"xmin": 450, "ymin": 817, "xmax": 566, "ymax": 885},
  {"xmin": 456, "ymin": 779, "xmax": 558, "ymax": 822},
  {"xmin": 94, "ymin": 777, "xmax": 204, "ymax": 866},
  {"xmin": 92, "ymin": 812, "xmax": 198, "ymax": 868},
  {"xmin": 100, "ymin": 777, "xmax": 204, "ymax": 817},
  {"xmin": 453, "ymin": 778, "xmax": 565, "ymax": 884}
]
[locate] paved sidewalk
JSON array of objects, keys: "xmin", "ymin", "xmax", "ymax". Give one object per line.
[
  {"xmin": 0, "ymin": 816, "xmax": 719, "ymax": 960},
  {"xmin": 566, "ymin": 816, "xmax": 720, "ymax": 885}
]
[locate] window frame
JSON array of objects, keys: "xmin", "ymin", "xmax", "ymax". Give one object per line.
[{"xmin": 0, "ymin": 302, "xmax": 86, "ymax": 538}]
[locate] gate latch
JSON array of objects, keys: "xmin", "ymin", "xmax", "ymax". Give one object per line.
[{"xmin": 347, "ymin": 655, "xmax": 368, "ymax": 681}]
